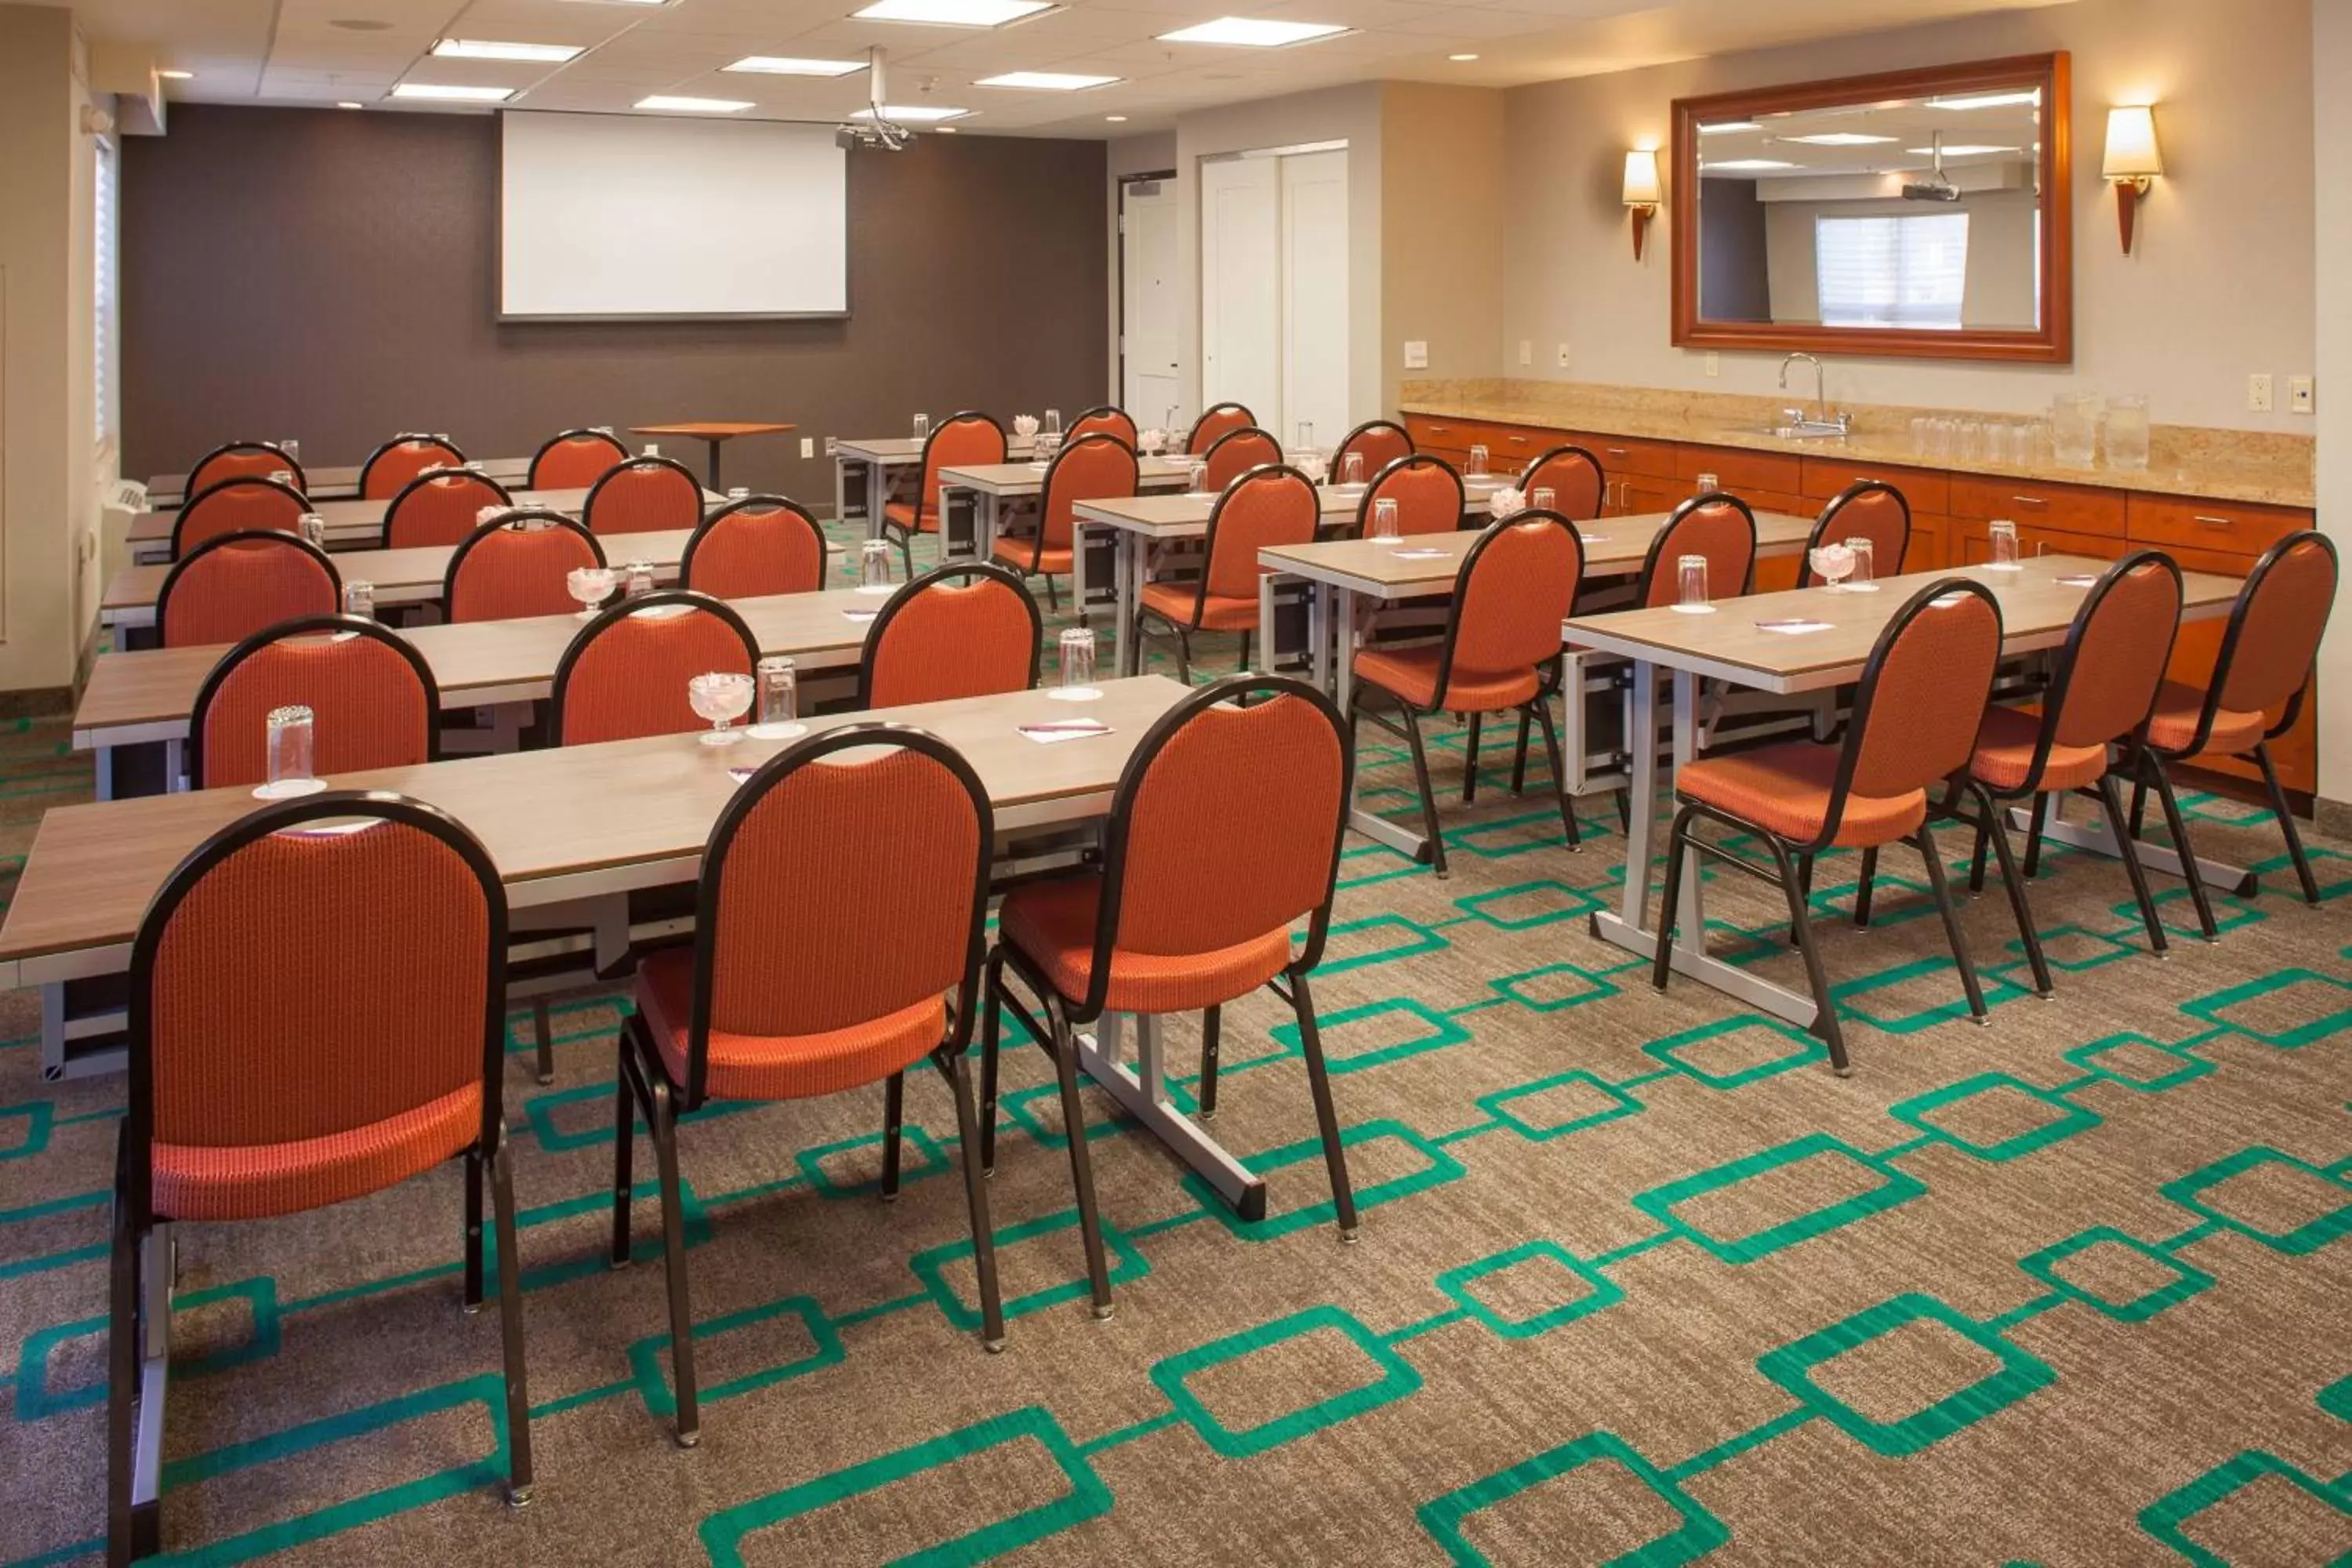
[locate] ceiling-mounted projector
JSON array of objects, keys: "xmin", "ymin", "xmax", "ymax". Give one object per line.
[
  {"xmin": 1903, "ymin": 129, "xmax": 1961, "ymax": 201},
  {"xmin": 837, "ymin": 46, "xmax": 913, "ymax": 151}
]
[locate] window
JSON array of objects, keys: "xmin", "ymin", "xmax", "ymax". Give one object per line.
[
  {"xmin": 94, "ymin": 139, "xmax": 118, "ymax": 449},
  {"xmin": 1814, "ymin": 212, "xmax": 1969, "ymax": 330}
]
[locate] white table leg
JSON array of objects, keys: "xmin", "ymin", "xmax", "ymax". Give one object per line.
[
  {"xmin": 2010, "ymin": 796, "xmax": 2256, "ymax": 898},
  {"xmin": 835, "ymin": 455, "xmax": 851, "ymax": 533},
  {"xmin": 96, "ymin": 746, "xmax": 115, "ymax": 802},
  {"xmin": 1309, "ymin": 583, "xmax": 1333, "ymax": 692},
  {"xmin": 1340, "ymin": 585, "xmax": 1428, "ymax": 862},
  {"xmin": 865, "ymin": 459, "xmax": 887, "ymax": 540},
  {"xmin": 1257, "ymin": 572, "xmax": 1278, "ymax": 677},
  {"xmin": 1075, "ymin": 1014, "xmax": 1265, "ymax": 1219},
  {"xmin": 1121, "ymin": 533, "xmax": 1148, "ymax": 677}
]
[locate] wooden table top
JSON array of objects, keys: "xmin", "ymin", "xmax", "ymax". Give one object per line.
[
  {"xmin": 126, "ymin": 485, "xmax": 648, "ymax": 545},
  {"xmin": 835, "ymin": 435, "xmax": 1041, "ymax": 463},
  {"xmin": 938, "ymin": 456, "xmax": 1195, "ymax": 496},
  {"xmin": 1258, "ymin": 510, "xmax": 1816, "ymax": 595},
  {"xmin": 1563, "ymin": 555, "xmax": 2244, "ymax": 695},
  {"xmin": 1, "ymin": 676, "xmax": 1191, "ymax": 982},
  {"xmin": 75, "ymin": 587, "xmax": 891, "ymax": 746},
  {"xmin": 630, "ymin": 423, "xmax": 797, "ymax": 439},
  {"xmin": 145, "ymin": 456, "xmax": 532, "ymax": 507}
]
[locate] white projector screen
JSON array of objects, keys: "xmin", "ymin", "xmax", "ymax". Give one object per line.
[{"xmin": 499, "ymin": 111, "xmax": 848, "ymax": 320}]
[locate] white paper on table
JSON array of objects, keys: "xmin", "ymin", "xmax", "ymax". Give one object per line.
[
  {"xmin": 843, "ymin": 608, "xmax": 879, "ymax": 622},
  {"xmin": 1019, "ymin": 720, "xmax": 1113, "ymax": 745}
]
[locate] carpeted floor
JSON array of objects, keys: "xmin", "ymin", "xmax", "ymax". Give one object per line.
[{"xmin": 1, "ymin": 526, "xmax": 2347, "ymax": 1566}]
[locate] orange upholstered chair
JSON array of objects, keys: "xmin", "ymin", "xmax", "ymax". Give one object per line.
[
  {"xmin": 858, "ymin": 562, "xmax": 1040, "ymax": 709},
  {"xmin": 157, "ymin": 531, "xmax": 340, "ymax": 649},
  {"xmin": 172, "ymin": 476, "xmax": 310, "ymax": 557},
  {"xmin": 1351, "ymin": 512, "xmax": 1584, "ymax": 876},
  {"xmin": 528, "ymin": 427, "xmax": 628, "ymax": 491},
  {"xmin": 1955, "ymin": 551, "xmax": 2182, "ymax": 979},
  {"xmin": 185, "ymin": 441, "xmax": 305, "ymax": 499},
  {"xmin": 111, "ymin": 792, "xmax": 531, "ymax": 1562},
  {"xmin": 442, "ymin": 512, "xmax": 605, "ymax": 623},
  {"xmin": 1636, "ymin": 493, "xmax": 1757, "ymax": 605},
  {"xmin": 1653, "ymin": 579, "xmax": 2006, "ymax": 1073},
  {"xmin": 612, "ymin": 725, "xmax": 1004, "ymax": 1441},
  {"xmin": 187, "ymin": 615, "xmax": 439, "ymax": 790},
  {"xmin": 679, "ymin": 495, "xmax": 826, "ymax": 600},
  {"xmin": 1519, "ymin": 444, "xmax": 1606, "ymax": 522},
  {"xmin": 550, "ymin": 590, "xmax": 759, "ymax": 746},
  {"xmin": 359, "ymin": 434, "xmax": 465, "ymax": 499},
  {"xmin": 2130, "ymin": 531, "xmax": 2338, "ymax": 936},
  {"xmin": 1138, "ymin": 463, "xmax": 1318, "ymax": 682},
  {"xmin": 984, "ymin": 676, "xmax": 1358, "ymax": 1314},
  {"xmin": 582, "ymin": 455, "xmax": 703, "ymax": 538},
  {"xmin": 1355, "ymin": 454, "xmax": 1465, "ymax": 538},
  {"xmin": 881, "ymin": 411, "xmax": 1006, "ymax": 579},
  {"xmin": 1200, "ymin": 426, "xmax": 1281, "ymax": 492},
  {"xmin": 1800, "ymin": 480, "xmax": 1913, "ymax": 584},
  {"xmin": 1332, "ymin": 419, "xmax": 1414, "ymax": 486},
  {"xmin": 992, "ymin": 432, "xmax": 1137, "ymax": 611},
  {"xmin": 384, "ymin": 469, "xmax": 514, "ymax": 550},
  {"xmin": 1186, "ymin": 402, "xmax": 1255, "ymax": 455},
  {"xmin": 1068, "ymin": 405, "xmax": 1138, "ymax": 445}
]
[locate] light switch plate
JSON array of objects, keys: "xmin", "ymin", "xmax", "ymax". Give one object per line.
[
  {"xmin": 1555, "ymin": 342, "xmax": 1572, "ymax": 369},
  {"xmin": 1704, "ymin": 352, "xmax": 1719, "ymax": 378},
  {"xmin": 824, "ymin": 436, "xmax": 839, "ymax": 456},
  {"xmin": 800, "ymin": 437, "xmax": 815, "ymax": 458},
  {"xmin": 2288, "ymin": 376, "xmax": 2315, "ymax": 414},
  {"xmin": 2248, "ymin": 373, "xmax": 2274, "ymax": 413},
  {"xmin": 1403, "ymin": 340, "xmax": 1429, "ymax": 369}
]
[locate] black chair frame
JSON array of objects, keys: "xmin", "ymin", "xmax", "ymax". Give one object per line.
[
  {"xmin": 882, "ymin": 411, "xmax": 1008, "ymax": 580},
  {"xmin": 548, "ymin": 588, "xmax": 760, "ymax": 746},
  {"xmin": 360, "ymin": 434, "xmax": 466, "ymax": 498},
  {"xmin": 155, "ymin": 529, "xmax": 342, "ymax": 649},
  {"xmin": 678, "ymin": 494, "xmax": 828, "ymax": 597},
  {"xmin": 1186, "ymin": 401, "xmax": 1256, "ymax": 455},
  {"xmin": 170, "ymin": 476, "xmax": 312, "ymax": 560},
  {"xmin": 855, "ymin": 560, "xmax": 1042, "ymax": 710},
  {"xmin": 184, "ymin": 441, "xmax": 306, "ymax": 503},
  {"xmin": 996, "ymin": 433, "xmax": 1136, "ymax": 612},
  {"xmin": 185, "ymin": 613, "xmax": 444, "ymax": 789},
  {"xmin": 526, "ymin": 428, "xmax": 629, "ymax": 491},
  {"xmin": 1134, "ymin": 463, "xmax": 1317, "ymax": 683}
]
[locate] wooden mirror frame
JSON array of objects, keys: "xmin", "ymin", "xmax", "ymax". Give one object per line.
[{"xmin": 1670, "ymin": 52, "xmax": 2072, "ymax": 364}]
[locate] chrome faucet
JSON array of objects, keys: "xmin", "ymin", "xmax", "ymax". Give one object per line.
[{"xmin": 1776, "ymin": 353, "xmax": 1850, "ymax": 436}]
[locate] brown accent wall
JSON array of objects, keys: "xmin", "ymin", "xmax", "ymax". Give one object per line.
[{"xmin": 122, "ymin": 105, "xmax": 1108, "ymax": 500}]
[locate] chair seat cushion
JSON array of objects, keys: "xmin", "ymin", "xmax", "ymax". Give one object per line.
[
  {"xmin": 1139, "ymin": 579, "xmax": 1258, "ymax": 632},
  {"xmin": 990, "ymin": 537, "xmax": 1072, "ymax": 575},
  {"xmin": 152, "ymin": 1083, "xmax": 480, "ymax": 1222},
  {"xmin": 1352, "ymin": 645, "xmax": 1538, "ymax": 713},
  {"xmin": 881, "ymin": 500, "xmax": 935, "ymax": 535},
  {"xmin": 998, "ymin": 877, "xmax": 1290, "ymax": 1015},
  {"xmin": 637, "ymin": 948, "xmax": 944, "ymax": 1102},
  {"xmin": 2146, "ymin": 681, "xmax": 2266, "ymax": 757},
  {"xmin": 1677, "ymin": 739, "xmax": 1926, "ymax": 849},
  {"xmin": 1969, "ymin": 704, "xmax": 2109, "ymax": 793}
]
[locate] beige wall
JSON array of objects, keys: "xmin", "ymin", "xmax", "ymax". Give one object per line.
[
  {"xmin": 2315, "ymin": 0, "xmax": 2350, "ymax": 808},
  {"xmin": 1500, "ymin": 0, "xmax": 2317, "ymax": 431},
  {"xmin": 1378, "ymin": 83, "xmax": 1506, "ymax": 416}
]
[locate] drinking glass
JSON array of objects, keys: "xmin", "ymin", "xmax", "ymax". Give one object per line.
[
  {"xmin": 1044, "ymin": 408, "xmax": 1062, "ymax": 440},
  {"xmin": 1909, "ymin": 417, "xmax": 1929, "ymax": 457},
  {"xmin": 568, "ymin": 564, "xmax": 616, "ymax": 620},
  {"xmin": 1808, "ymin": 543, "xmax": 1856, "ymax": 591},
  {"xmin": 299, "ymin": 512, "xmax": 327, "ymax": 548},
  {"xmin": 859, "ymin": 539, "xmax": 894, "ymax": 592},
  {"xmin": 478, "ymin": 505, "xmax": 506, "ymax": 529},
  {"xmin": 1674, "ymin": 554, "xmax": 1713, "ymax": 613},
  {"xmin": 1844, "ymin": 537, "xmax": 1877, "ymax": 590},
  {"xmin": 913, "ymin": 412, "xmax": 931, "ymax": 440},
  {"xmin": 1958, "ymin": 421, "xmax": 1985, "ymax": 463},
  {"xmin": 1987, "ymin": 519, "xmax": 2021, "ymax": 569},
  {"xmin": 1694, "ymin": 471, "xmax": 1719, "ymax": 495},
  {"xmin": 1341, "ymin": 452, "xmax": 1365, "ymax": 487},
  {"xmin": 1187, "ymin": 459, "xmax": 1210, "ymax": 496},
  {"xmin": 750, "ymin": 655, "xmax": 805, "ymax": 740},
  {"xmin": 2005, "ymin": 424, "xmax": 2035, "ymax": 466},
  {"xmin": 1466, "ymin": 444, "xmax": 1490, "ymax": 478},
  {"xmin": 688, "ymin": 671, "xmax": 754, "ymax": 746},
  {"xmin": 2050, "ymin": 394, "xmax": 2100, "ymax": 467},
  {"xmin": 1035, "ymin": 430, "xmax": 1062, "ymax": 466},
  {"xmin": 642, "ymin": 444, "xmax": 661, "ymax": 459},
  {"xmin": 343, "ymin": 580, "xmax": 374, "ymax": 620},
  {"xmin": 271, "ymin": 469, "xmax": 296, "ymax": 489},
  {"xmin": 1927, "ymin": 419, "xmax": 1955, "ymax": 461},
  {"xmin": 1054, "ymin": 626, "xmax": 1100, "ymax": 700},
  {"xmin": 624, "ymin": 560, "xmax": 655, "ymax": 598},
  {"xmin": 1371, "ymin": 497, "xmax": 1401, "ymax": 544},
  {"xmin": 282, "ymin": 439, "xmax": 301, "ymax": 462},
  {"xmin": 2105, "ymin": 394, "xmax": 2150, "ymax": 470},
  {"xmin": 728, "ymin": 487, "xmax": 750, "ymax": 503},
  {"xmin": 1531, "ymin": 487, "xmax": 1556, "ymax": 513},
  {"xmin": 259, "ymin": 704, "xmax": 321, "ymax": 799}
]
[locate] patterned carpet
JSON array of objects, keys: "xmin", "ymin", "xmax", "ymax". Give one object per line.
[{"xmin": 1, "ymin": 527, "xmax": 2347, "ymax": 1566}]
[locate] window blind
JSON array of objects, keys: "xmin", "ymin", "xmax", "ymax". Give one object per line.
[{"xmin": 1814, "ymin": 212, "xmax": 1969, "ymax": 330}]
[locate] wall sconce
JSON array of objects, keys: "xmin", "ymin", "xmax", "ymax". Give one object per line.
[
  {"xmin": 1623, "ymin": 149, "xmax": 1661, "ymax": 260},
  {"xmin": 2102, "ymin": 104, "xmax": 2162, "ymax": 254}
]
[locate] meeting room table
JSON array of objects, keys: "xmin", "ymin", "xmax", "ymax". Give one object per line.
[
  {"xmin": 629, "ymin": 422, "xmax": 796, "ymax": 492},
  {"xmin": 125, "ymin": 483, "xmax": 726, "ymax": 564},
  {"xmin": 142, "ymin": 455, "xmax": 534, "ymax": 510}
]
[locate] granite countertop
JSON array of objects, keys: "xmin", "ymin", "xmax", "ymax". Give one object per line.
[{"xmin": 1396, "ymin": 399, "xmax": 2315, "ymax": 510}]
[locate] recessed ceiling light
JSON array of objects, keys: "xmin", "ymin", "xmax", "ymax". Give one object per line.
[
  {"xmin": 1105, "ymin": 114, "xmax": 1127, "ymax": 122},
  {"xmin": 854, "ymin": 0, "xmax": 1053, "ymax": 26},
  {"xmin": 1704, "ymin": 158, "xmax": 1796, "ymax": 171},
  {"xmin": 975, "ymin": 71, "xmax": 1120, "ymax": 90},
  {"xmin": 1698, "ymin": 120, "xmax": 1758, "ymax": 134},
  {"xmin": 158, "ymin": 69, "xmax": 194, "ymax": 80},
  {"xmin": 637, "ymin": 95, "xmax": 753, "ymax": 112},
  {"xmin": 1447, "ymin": 53, "xmax": 1477, "ymax": 62},
  {"xmin": 337, "ymin": 100, "xmax": 364, "ymax": 109},
  {"xmin": 1783, "ymin": 132, "xmax": 1896, "ymax": 146},
  {"xmin": 1907, "ymin": 143, "xmax": 2017, "ymax": 155},
  {"xmin": 1157, "ymin": 17, "xmax": 1348, "ymax": 45},
  {"xmin": 724, "ymin": 56, "xmax": 864, "ymax": 76},
  {"xmin": 390, "ymin": 82, "xmax": 516, "ymax": 101},
  {"xmin": 1928, "ymin": 89, "xmax": 2041, "ymax": 110},
  {"xmin": 431, "ymin": 39, "xmax": 584, "ymax": 63},
  {"xmin": 851, "ymin": 103, "xmax": 971, "ymax": 122}
]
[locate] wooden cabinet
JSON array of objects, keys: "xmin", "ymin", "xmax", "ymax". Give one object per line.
[
  {"xmin": 1798, "ymin": 457, "xmax": 1951, "ymax": 515},
  {"xmin": 1676, "ymin": 444, "xmax": 1801, "ymax": 495},
  {"xmin": 1951, "ymin": 517, "xmax": 2128, "ymax": 567},
  {"xmin": 1948, "ymin": 473, "xmax": 2126, "ymax": 536},
  {"xmin": 2125, "ymin": 494, "xmax": 2309, "ymax": 557}
]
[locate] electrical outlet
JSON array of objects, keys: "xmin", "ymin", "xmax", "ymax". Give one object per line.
[
  {"xmin": 2288, "ymin": 376, "xmax": 2315, "ymax": 415},
  {"xmin": 825, "ymin": 436, "xmax": 839, "ymax": 456},
  {"xmin": 1555, "ymin": 342, "xmax": 1572, "ymax": 369},
  {"xmin": 2248, "ymin": 373, "xmax": 2274, "ymax": 413},
  {"xmin": 800, "ymin": 437, "xmax": 815, "ymax": 459},
  {"xmin": 1704, "ymin": 352, "xmax": 1719, "ymax": 378},
  {"xmin": 1517, "ymin": 339, "xmax": 1531, "ymax": 366},
  {"xmin": 1403, "ymin": 340, "xmax": 1428, "ymax": 369}
]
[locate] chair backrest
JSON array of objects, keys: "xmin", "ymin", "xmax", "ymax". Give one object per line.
[
  {"xmin": 442, "ymin": 512, "xmax": 606, "ymax": 623},
  {"xmin": 1188, "ymin": 403, "xmax": 1255, "ymax": 454},
  {"xmin": 582, "ymin": 455, "xmax": 703, "ymax": 537},
  {"xmin": 858, "ymin": 562, "xmax": 1040, "ymax": 709},
  {"xmin": 158, "ymin": 531, "xmax": 341, "ymax": 649},
  {"xmin": 550, "ymin": 590, "xmax": 760, "ymax": 746},
  {"xmin": 1036, "ymin": 434, "xmax": 1139, "ymax": 553},
  {"xmin": 528, "ymin": 428, "xmax": 629, "ymax": 491},
  {"xmin": 1084, "ymin": 677, "xmax": 1351, "ymax": 1014},
  {"xmin": 1519, "ymin": 445, "xmax": 1606, "ymax": 523},
  {"xmin": 680, "ymin": 495, "xmax": 828, "ymax": 600},
  {"xmin": 383, "ymin": 469, "xmax": 514, "ymax": 550},
  {"xmin": 125, "ymin": 792, "xmax": 505, "ymax": 1221},
  {"xmin": 1835, "ymin": 579, "xmax": 2005, "ymax": 809},
  {"xmin": 173, "ymin": 477, "xmax": 309, "ymax": 557},
  {"xmin": 681, "ymin": 725, "xmax": 992, "ymax": 1105},
  {"xmin": 1203, "ymin": 426, "xmax": 1282, "ymax": 492},
  {"xmin": 2201, "ymin": 531, "xmax": 2339, "ymax": 737},
  {"xmin": 1639, "ymin": 493, "xmax": 1757, "ymax": 608},
  {"xmin": 187, "ymin": 441, "xmax": 304, "ymax": 499},
  {"xmin": 912, "ymin": 412, "xmax": 1008, "ymax": 531},
  {"xmin": 1197, "ymin": 465, "xmax": 1320, "ymax": 608},
  {"xmin": 188, "ymin": 615, "xmax": 440, "ymax": 789},
  {"xmin": 1803, "ymin": 481, "xmax": 1912, "ymax": 586},
  {"xmin": 2038, "ymin": 550, "xmax": 2184, "ymax": 755},
  {"xmin": 1334, "ymin": 420, "xmax": 1414, "ymax": 481},
  {"xmin": 360, "ymin": 435, "xmax": 465, "ymax": 499},
  {"xmin": 1068, "ymin": 405, "xmax": 1137, "ymax": 445},
  {"xmin": 1432, "ymin": 512, "xmax": 1584, "ymax": 706},
  {"xmin": 1356, "ymin": 454, "xmax": 1465, "ymax": 538}
]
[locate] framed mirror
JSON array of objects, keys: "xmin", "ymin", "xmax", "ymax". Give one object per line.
[{"xmin": 1670, "ymin": 53, "xmax": 2071, "ymax": 363}]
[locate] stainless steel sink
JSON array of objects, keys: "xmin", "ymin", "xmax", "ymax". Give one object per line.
[{"xmin": 1729, "ymin": 423, "xmax": 1853, "ymax": 443}]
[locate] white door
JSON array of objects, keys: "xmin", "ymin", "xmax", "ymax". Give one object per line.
[
  {"xmin": 1199, "ymin": 155, "xmax": 1282, "ymax": 434},
  {"xmin": 1120, "ymin": 179, "xmax": 1181, "ymax": 426},
  {"xmin": 1279, "ymin": 149, "xmax": 1349, "ymax": 452}
]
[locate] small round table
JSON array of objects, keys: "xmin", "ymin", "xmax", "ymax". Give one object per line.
[{"xmin": 628, "ymin": 422, "xmax": 797, "ymax": 492}]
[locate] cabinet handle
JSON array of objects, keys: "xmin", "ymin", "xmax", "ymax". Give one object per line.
[
  {"xmin": 2009, "ymin": 495, "xmax": 2048, "ymax": 507},
  {"xmin": 1428, "ymin": 425, "xmax": 1450, "ymax": 435},
  {"xmin": 1606, "ymin": 446, "xmax": 1629, "ymax": 457},
  {"xmin": 1506, "ymin": 435, "xmax": 1528, "ymax": 445},
  {"xmin": 2193, "ymin": 514, "xmax": 2234, "ymax": 528}
]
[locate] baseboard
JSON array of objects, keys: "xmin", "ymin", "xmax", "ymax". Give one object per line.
[{"xmin": 2316, "ymin": 796, "xmax": 2352, "ymax": 839}]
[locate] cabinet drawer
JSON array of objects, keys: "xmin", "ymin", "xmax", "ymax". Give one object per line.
[
  {"xmin": 1583, "ymin": 434, "xmax": 1680, "ymax": 479},
  {"xmin": 1948, "ymin": 474, "xmax": 2125, "ymax": 535},
  {"xmin": 1402, "ymin": 414, "xmax": 1472, "ymax": 457},
  {"xmin": 1677, "ymin": 443, "xmax": 1802, "ymax": 495},
  {"xmin": 1952, "ymin": 518, "xmax": 2127, "ymax": 568},
  {"xmin": 1798, "ymin": 458, "xmax": 1951, "ymax": 514},
  {"xmin": 2126, "ymin": 495, "xmax": 2311, "ymax": 557}
]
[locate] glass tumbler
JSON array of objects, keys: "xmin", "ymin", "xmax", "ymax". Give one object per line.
[
  {"xmin": 1844, "ymin": 537, "xmax": 1876, "ymax": 590},
  {"xmin": 913, "ymin": 412, "xmax": 931, "ymax": 440},
  {"xmin": 1694, "ymin": 472, "xmax": 1719, "ymax": 495},
  {"xmin": 1674, "ymin": 554, "xmax": 1712, "ymax": 612},
  {"xmin": 1044, "ymin": 408, "xmax": 1062, "ymax": 440},
  {"xmin": 1531, "ymin": 487, "xmax": 1556, "ymax": 513},
  {"xmin": 859, "ymin": 539, "xmax": 893, "ymax": 592},
  {"xmin": 282, "ymin": 439, "xmax": 301, "ymax": 462},
  {"xmin": 625, "ymin": 561, "xmax": 655, "ymax": 597},
  {"xmin": 343, "ymin": 580, "xmax": 374, "ymax": 619},
  {"xmin": 1371, "ymin": 497, "xmax": 1401, "ymax": 544},
  {"xmin": 1296, "ymin": 421, "xmax": 1314, "ymax": 452},
  {"xmin": 728, "ymin": 487, "xmax": 750, "ymax": 503},
  {"xmin": 299, "ymin": 513, "xmax": 326, "ymax": 548},
  {"xmin": 1466, "ymin": 445, "xmax": 1490, "ymax": 478},
  {"xmin": 1054, "ymin": 626, "xmax": 1099, "ymax": 699},
  {"xmin": 750, "ymin": 655, "xmax": 804, "ymax": 740},
  {"xmin": 1988, "ymin": 520, "xmax": 2021, "ymax": 568},
  {"xmin": 260, "ymin": 705, "xmax": 320, "ymax": 799},
  {"xmin": 1341, "ymin": 452, "xmax": 1365, "ymax": 487},
  {"xmin": 1188, "ymin": 460, "xmax": 1210, "ymax": 496}
]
